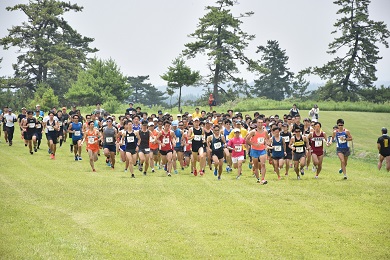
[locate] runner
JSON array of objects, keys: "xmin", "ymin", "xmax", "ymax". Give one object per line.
[
  {"xmin": 280, "ymin": 123, "xmax": 292, "ymax": 176},
  {"xmin": 172, "ymin": 121, "xmax": 185, "ymax": 174},
  {"xmin": 68, "ymin": 114, "xmax": 84, "ymax": 161},
  {"xmin": 289, "ymin": 126, "xmax": 310, "ymax": 179},
  {"xmin": 207, "ymin": 124, "xmax": 226, "ymax": 180},
  {"xmin": 44, "ymin": 111, "xmax": 59, "ymax": 159},
  {"xmin": 4, "ymin": 108, "xmax": 17, "ymax": 146},
  {"xmin": 123, "ymin": 120, "xmax": 137, "ymax": 177},
  {"xmin": 156, "ymin": 120, "xmax": 176, "ymax": 176},
  {"xmin": 18, "ymin": 107, "xmax": 27, "ymax": 146},
  {"xmin": 136, "ymin": 120, "xmax": 152, "ymax": 175},
  {"xmin": 268, "ymin": 126, "xmax": 287, "ymax": 180},
  {"xmin": 23, "ymin": 110, "xmax": 37, "ymax": 154},
  {"xmin": 103, "ymin": 117, "xmax": 118, "ymax": 170},
  {"xmin": 246, "ymin": 118, "xmax": 270, "ymax": 184},
  {"xmin": 377, "ymin": 127, "xmax": 390, "ymax": 172},
  {"xmin": 34, "ymin": 110, "xmax": 43, "ymax": 149},
  {"xmin": 222, "ymin": 119, "xmax": 233, "ymax": 172},
  {"xmin": 328, "ymin": 119, "xmax": 353, "ymax": 179},
  {"xmin": 148, "ymin": 121, "xmax": 159, "ymax": 173},
  {"xmin": 308, "ymin": 122, "xmax": 328, "ymax": 178},
  {"xmin": 303, "ymin": 118, "xmax": 313, "ymax": 170},
  {"xmin": 81, "ymin": 121, "xmax": 101, "ymax": 172},
  {"xmin": 204, "ymin": 120, "xmax": 214, "ymax": 171},
  {"xmin": 187, "ymin": 118, "xmax": 206, "ymax": 176},
  {"xmin": 227, "ymin": 128, "xmax": 246, "ymax": 179}
]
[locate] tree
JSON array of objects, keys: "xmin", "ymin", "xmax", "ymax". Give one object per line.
[
  {"xmin": 29, "ymin": 83, "xmax": 59, "ymax": 112},
  {"xmin": 183, "ymin": 0, "xmax": 257, "ymax": 104},
  {"xmin": 291, "ymin": 69, "xmax": 311, "ymax": 99},
  {"xmin": 314, "ymin": 0, "xmax": 389, "ymax": 101},
  {"xmin": 161, "ymin": 57, "xmax": 201, "ymax": 111},
  {"xmin": 251, "ymin": 40, "xmax": 293, "ymax": 100},
  {"xmin": 66, "ymin": 58, "xmax": 129, "ymax": 105},
  {"xmin": 0, "ymin": 0, "xmax": 98, "ymax": 99},
  {"xmin": 127, "ymin": 76, "xmax": 166, "ymax": 107}
]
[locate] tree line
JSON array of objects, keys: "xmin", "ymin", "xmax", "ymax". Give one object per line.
[{"xmin": 0, "ymin": 0, "xmax": 389, "ymax": 111}]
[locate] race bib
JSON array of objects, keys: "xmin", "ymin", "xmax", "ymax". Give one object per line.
[
  {"xmin": 28, "ymin": 123, "xmax": 35, "ymax": 128},
  {"xmin": 338, "ymin": 137, "xmax": 346, "ymax": 144},
  {"xmin": 194, "ymin": 135, "xmax": 202, "ymax": 141},
  {"xmin": 58, "ymin": 121, "xmax": 63, "ymax": 126},
  {"xmin": 274, "ymin": 146, "xmax": 282, "ymax": 152},
  {"xmin": 36, "ymin": 125, "xmax": 41, "ymax": 129},
  {"xmin": 296, "ymin": 147, "xmax": 304, "ymax": 153},
  {"xmin": 315, "ymin": 140, "xmax": 323, "ymax": 147},
  {"xmin": 235, "ymin": 145, "xmax": 242, "ymax": 152},
  {"xmin": 213, "ymin": 142, "xmax": 222, "ymax": 149},
  {"xmin": 88, "ymin": 136, "xmax": 95, "ymax": 144},
  {"xmin": 106, "ymin": 137, "xmax": 113, "ymax": 143},
  {"xmin": 257, "ymin": 137, "xmax": 264, "ymax": 144},
  {"xmin": 127, "ymin": 136, "xmax": 135, "ymax": 143},
  {"xmin": 48, "ymin": 126, "xmax": 54, "ymax": 131},
  {"xmin": 149, "ymin": 136, "xmax": 155, "ymax": 142},
  {"xmin": 282, "ymin": 136, "xmax": 290, "ymax": 143},
  {"xmin": 188, "ymin": 139, "xmax": 192, "ymax": 144},
  {"xmin": 144, "ymin": 148, "xmax": 150, "ymax": 152},
  {"xmin": 74, "ymin": 131, "xmax": 81, "ymax": 137},
  {"xmin": 163, "ymin": 137, "xmax": 170, "ymax": 144}
]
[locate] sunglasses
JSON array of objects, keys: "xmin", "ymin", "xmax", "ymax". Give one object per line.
[
  {"xmin": 338, "ymin": 124, "xmax": 344, "ymax": 126},
  {"xmin": 107, "ymin": 120, "xmax": 112, "ymax": 123},
  {"xmin": 179, "ymin": 125, "xmax": 184, "ymax": 126}
]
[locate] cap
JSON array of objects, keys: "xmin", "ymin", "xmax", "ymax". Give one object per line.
[
  {"xmin": 235, "ymin": 120, "xmax": 241, "ymax": 124},
  {"xmin": 177, "ymin": 114, "xmax": 182, "ymax": 117},
  {"xmin": 205, "ymin": 120, "xmax": 212, "ymax": 124},
  {"xmin": 333, "ymin": 125, "xmax": 338, "ymax": 129},
  {"xmin": 35, "ymin": 104, "xmax": 40, "ymax": 107},
  {"xmin": 164, "ymin": 112, "xmax": 169, "ymax": 116},
  {"xmin": 234, "ymin": 128, "xmax": 240, "ymax": 133},
  {"xmin": 148, "ymin": 122, "xmax": 154, "ymax": 126},
  {"xmin": 153, "ymin": 118, "xmax": 158, "ymax": 122},
  {"xmin": 282, "ymin": 123, "xmax": 288, "ymax": 127},
  {"xmin": 27, "ymin": 110, "xmax": 33, "ymax": 115},
  {"xmin": 172, "ymin": 120, "xmax": 178, "ymax": 126},
  {"xmin": 193, "ymin": 117, "xmax": 200, "ymax": 121},
  {"xmin": 21, "ymin": 107, "xmax": 26, "ymax": 110},
  {"xmin": 8, "ymin": 108, "xmax": 12, "ymax": 112},
  {"xmin": 158, "ymin": 111, "xmax": 163, "ymax": 115}
]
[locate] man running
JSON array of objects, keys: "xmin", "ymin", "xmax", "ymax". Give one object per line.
[
  {"xmin": 23, "ymin": 110, "xmax": 38, "ymax": 154},
  {"xmin": 187, "ymin": 118, "xmax": 206, "ymax": 176},
  {"xmin": 308, "ymin": 122, "xmax": 328, "ymax": 178},
  {"xmin": 68, "ymin": 115, "xmax": 84, "ymax": 161},
  {"xmin": 377, "ymin": 127, "xmax": 390, "ymax": 172},
  {"xmin": 44, "ymin": 111, "xmax": 59, "ymax": 159},
  {"xmin": 207, "ymin": 124, "xmax": 226, "ymax": 180},
  {"xmin": 103, "ymin": 117, "xmax": 119, "ymax": 170},
  {"xmin": 227, "ymin": 128, "xmax": 246, "ymax": 179},
  {"xmin": 82, "ymin": 121, "xmax": 101, "ymax": 172},
  {"xmin": 4, "ymin": 108, "xmax": 17, "ymax": 146},
  {"xmin": 289, "ymin": 126, "xmax": 309, "ymax": 179}
]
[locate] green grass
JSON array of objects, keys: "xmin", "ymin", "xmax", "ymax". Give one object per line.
[{"xmin": 0, "ymin": 110, "xmax": 389, "ymax": 259}]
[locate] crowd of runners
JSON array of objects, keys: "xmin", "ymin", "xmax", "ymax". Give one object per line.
[{"xmin": 1, "ymin": 103, "xmax": 389, "ymax": 182}]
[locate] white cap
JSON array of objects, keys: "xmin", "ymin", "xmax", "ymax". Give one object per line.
[
  {"xmin": 148, "ymin": 122, "xmax": 154, "ymax": 126},
  {"xmin": 177, "ymin": 114, "xmax": 182, "ymax": 117},
  {"xmin": 234, "ymin": 128, "xmax": 240, "ymax": 133},
  {"xmin": 153, "ymin": 118, "xmax": 158, "ymax": 122},
  {"xmin": 193, "ymin": 117, "xmax": 199, "ymax": 121}
]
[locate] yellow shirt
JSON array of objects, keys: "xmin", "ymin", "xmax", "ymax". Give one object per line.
[{"xmin": 192, "ymin": 112, "xmax": 202, "ymax": 118}]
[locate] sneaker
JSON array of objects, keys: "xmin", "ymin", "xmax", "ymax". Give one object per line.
[
  {"xmin": 78, "ymin": 156, "xmax": 82, "ymax": 161},
  {"xmin": 111, "ymin": 166, "xmax": 115, "ymax": 170},
  {"xmin": 34, "ymin": 147, "xmax": 37, "ymax": 152},
  {"xmin": 214, "ymin": 168, "xmax": 218, "ymax": 176},
  {"xmin": 256, "ymin": 179, "xmax": 261, "ymax": 183},
  {"xmin": 139, "ymin": 165, "xmax": 143, "ymax": 172},
  {"xmin": 218, "ymin": 176, "xmax": 221, "ymax": 180},
  {"xmin": 131, "ymin": 174, "xmax": 135, "ymax": 178},
  {"xmin": 285, "ymin": 173, "xmax": 288, "ymax": 176},
  {"xmin": 300, "ymin": 168, "xmax": 305, "ymax": 175},
  {"xmin": 236, "ymin": 175, "xmax": 240, "ymax": 180},
  {"xmin": 181, "ymin": 167, "xmax": 184, "ymax": 171},
  {"xmin": 164, "ymin": 165, "xmax": 167, "ymax": 172},
  {"xmin": 226, "ymin": 166, "xmax": 231, "ymax": 172},
  {"xmin": 124, "ymin": 169, "xmax": 128, "ymax": 172},
  {"xmin": 75, "ymin": 156, "xmax": 78, "ymax": 161},
  {"xmin": 260, "ymin": 180, "xmax": 268, "ymax": 185},
  {"xmin": 343, "ymin": 175, "xmax": 348, "ymax": 180},
  {"xmin": 297, "ymin": 175, "xmax": 301, "ymax": 180},
  {"xmin": 199, "ymin": 170, "xmax": 204, "ymax": 176},
  {"xmin": 92, "ymin": 169, "xmax": 96, "ymax": 172},
  {"xmin": 338, "ymin": 168, "xmax": 343, "ymax": 174},
  {"xmin": 151, "ymin": 168, "xmax": 155, "ymax": 173},
  {"xmin": 167, "ymin": 173, "xmax": 171, "ymax": 177},
  {"xmin": 278, "ymin": 176, "xmax": 281, "ymax": 180},
  {"xmin": 50, "ymin": 154, "xmax": 54, "ymax": 159},
  {"xmin": 314, "ymin": 175, "xmax": 319, "ymax": 179},
  {"xmin": 143, "ymin": 171, "xmax": 147, "ymax": 176},
  {"xmin": 249, "ymin": 163, "xmax": 252, "ymax": 169},
  {"xmin": 48, "ymin": 149, "xmax": 51, "ymax": 154},
  {"xmin": 174, "ymin": 170, "xmax": 178, "ymax": 174},
  {"xmin": 312, "ymin": 165, "xmax": 317, "ymax": 172},
  {"xmin": 30, "ymin": 151, "xmax": 33, "ymax": 155},
  {"xmin": 194, "ymin": 169, "xmax": 198, "ymax": 176}
]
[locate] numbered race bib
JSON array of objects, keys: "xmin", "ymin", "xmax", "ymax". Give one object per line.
[
  {"xmin": 149, "ymin": 136, "xmax": 155, "ymax": 142},
  {"xmin": 28, "ymin": 123, "xmax": 35, "ymax": 128},
  {"xmin": 296, "ymin": 147, "xmax": 304, "ymax": 153},
  {"xmin": 74, "ymin": 131, "xmax": 81, "ymax": 137},
  {"xmin": 338, "ymin": 137, "xmax": 346, "ymax": 144},
  {"xmin": 58, "ymin": 121, "xmax": 63, "ymax": 126},
  {"xmin": 188, "ymin": 139, "xmax": 192, "ymax": 144},
  {"xmin": 127, "ymin": 136, "xmax": 135, "ymax": 143},
  {"xmin": 274, "ymin": 146, "xmax": 282, "ymax": 152},
  {"xmin": 194, "ymin": 135, "xmax": 202, "ymax": 141},
  {"xmin": 144, "ymin": 148, "xmax": 150, "ymax": 152},
  {"xmin": 315, "ymin": 140, "xmax": 323, "ymax": 147},
  {"xmin": 106, "ymin": 137, "xmax": 113, "ymax": 143},
  {"xmin": 36, "ymin": 124, "xmax": 41, "ymax": 129},
  {"xmin": 257, "ymin": 137, "xmax": 264, "ymax": 144},
  {"xmin": 213, "ymin": 142, "xmax": 222, "ymax": 149},
  {"xmin": 88, "ymin": 136, "xmax": 95, "ymax": 144},
  {"xmin": 163, "ymin": 137, "xmax": 170, "ymax": 144},
  {"xmin": 235, "ymin": 145, "xmax": 242, "ymax": 152},
  {"xmin": 48, "ymin": 126, "xmax": 54, "ymax": 131},
  {"xmin": 282, "ymin": 136, "xmax": 290, "ymax": 143}
]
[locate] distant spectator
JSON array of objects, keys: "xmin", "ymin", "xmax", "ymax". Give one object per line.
[
  {"xmin": 309, "ymin": 104, "xmax": 319, "ymax": 122},
  {"xmin": 289, "ymin": 104, "xmax": 299, "ymax": 117},
  {"xmin": 126, "ymin": 102, "xmax": 135, "ymax": 115},
  {"xmin": 94, "ymin": 103, "xmax": 105, "ymax": 115},
  {"xmin": 35, "ymin": 104, "xmax": 44, "ymax": 117},
  {"xmin": 208, "ymin": 94, "xmax": 215, "ymax": 111}
]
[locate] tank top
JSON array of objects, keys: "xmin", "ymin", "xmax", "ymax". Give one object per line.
[
  {"xmin": 192, "ymin": 127, "xmax": 203, "ymax": 147},
  {"xmin": 335, "ymin": 130, "xmax": 349, "ymax": 149},
  {"xmin": 272, "ymin": 136, "xmax": 284, "ymax": 158},
  {"xmin": 294, "ymin": 135, "xmax": 305, "ymax": 154},
  {"xmin": 211, "ymin": 135, "xmax": 223, "ymax": 152},
  {"xmin": 250, "ymin": 130, "xmax": 266, "ymax": 151},
  {"xmin": 72, "ymin": 122, "xmax": 83, "ymax": 140},
  {"xmin": 139, "ymin": 130, "xmax": 150, "ymax": 149},
  {"xmin": 280, "ymin": 131, "xmax": 292, "ymax": 152},
  {"xmin": 174, "ymin": 129, "xmax": 182, "ymax": 148},
  {"xmin": 159, "ymin": 130, "xmax": 173, "ymax": 151},
  {"xmin": 103, "ymin": 127, "xmax": 116, "ymax": 146},
  {"xmin": 85, "ymin": 129, "xmax": 99, "ymax": 151},
  {"xmin": 46, "ymin": 120, "xmax": 56, "ymax": 134},
  {"xmin": 26, "ymin": 118, "xmax": 37, "ymax": 133},
  {"xmin": 310, "ymin": 131, "xmax": 324, "ymax": 154},
  {"xmin": 149, "ymin": 130, "xmax": 159, "ymax": 150},
  {"xmin": 125, "ymin": 131, "xmax": 137, "ymax": 150},
  {"xmin": 224, "ymin": 128, "xmax": 232, "ymax": 141}
]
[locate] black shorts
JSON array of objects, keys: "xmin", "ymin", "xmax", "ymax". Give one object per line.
[
  {"xmin": 212, "ymin": 150, "xmax": 224, "ymax": 160},
  {"xmin": 293, "ymin": 152, "xmax": 305, "ymax": 161},
  {"xmin": 25, "ymin": 132, "xmax": 34, "ymax": 141},
  {"xmin": 104, "ymin": 144, "xmax": 116, "ymax": 153},
  {"xmin": 46, "ymin": 133, "xmax": 58, "ymax": 144},
  {"xmin": 284, "ymin": 152, "xmax": 292, "ymax": 160},
  {"xmin": 184, "ymin": 151, "xmax": 192, "ymax": 158},
  {"xmin": 192, "ymin": 145, "xmax": 203, "ymax": 154},
  {"xmin": 72, "ymin": 139, "xmax": 82, "ymax": 145},
  {"xmin": 69, "ymin": 132, "xmax": 73, "ymax": 138},
  {"xmin": 174, "ymin": 146, "xmax": 184, "ymax": 152},
  {"xmin": 151, "ymin": 148, "xmax": 159, "ymax": 156},
  {"xmin": 126, "ymin": 148, "xmax": 137, "ymax": 155},
  {"xmin": 2, "ymin": 124, "xmax": 6, "ymax": 131},
  {"xmin": 160, "ymin": 150, "xmax": 173, "ymax": 156},
  {"xmin": 34, "ymin": 132, "xmax": 42, "ymax": 140},
  {"xmin": 23, "ymin": 131, "xmax": 28, "ymax": 139},
  {"xmin": 139, "ymin": 147, "xmax": 150, "ymax": 154}
]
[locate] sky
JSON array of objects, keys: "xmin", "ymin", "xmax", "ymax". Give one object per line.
[{"xmin": 0, "ymin": 0, "xmax": 389, "ymax": 90}]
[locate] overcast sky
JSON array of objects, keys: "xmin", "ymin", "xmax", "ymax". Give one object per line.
[{"xmin": 1, "ymin": 0, "xmax": 389, "ymax": 88}]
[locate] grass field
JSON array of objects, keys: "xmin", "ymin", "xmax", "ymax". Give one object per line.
[{"xmin": 0, "ymin": 111, "xmax": 389, "ymax": 259}]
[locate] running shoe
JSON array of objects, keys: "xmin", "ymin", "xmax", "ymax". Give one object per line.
[
  {"xmin": 312, "ymin": 165, "xmax": 317, "ymax": 172},
  {"xmin": 278, "ymin": 176, "xmax": 281, "ymax": 180},
  {"xmin": 300, "ymin": 168, "xmax": 305, "ymax": 175},
  {"xmin": 78, "ymin": 156, "xmax": 82, "ymax": 161},
  {"xmin": 217, "ymin": 176, "xmax": 221, "ymax": 180},
  {"xmin": 343, "ymin": 175, "xmax": 348, "ymax": 180},
  {"xmin": 214, "ymin": 168, "xmax": 218, "ymax": 176},
  {"xmin": 143, "ymin": 171, "xmax": 147, "ymax": 176},
  {"xmin": 236, "ymin": 176, "xmax": 240, "ymax": 180},
  {"xmin": 339, "ymin": 168, "xmax": 343, "ymax": 174},
  {"xmin": 75, "ymin": 155, "xmax": 78, "ymax": 161},
  {"xmin": 92, "ymin": 169, "xmax": 96, "ymax": 172},
  {"xmin": 193, "ymin": 169, "xmax": 197, "ymax": 176},
  {"xmin": 124, "ymin": 169, "xmax": 128, "ymax": 172},
  {"xmin": 34, "ymin": 147, "xmax": 37, "ymax": 153},
  {"xmin": 30, "ymin": 151, "xmax": 33, "ymax": 155},
  {"xmin": 249, "ymin": 163, "xmax": 252, "ymax": 169},
  {"xmin": 48, "ymin": 149, "xmax": 51, "ymax": 154},
  {"xmin": 174, "ymin": 170, "xmax": 178, "ymax": 174},
  {"xmin": 199, "ymin": 170, "xmax": 204, "ymax": 176},
  {"xmin": 297, "ymin": 175, "xmax": 301, "ymax": 180},
  {"xmin": 50, "ymin": 154, "xmax": 54, "ymax": 159},
  {"xmin": 131, "ymin": 174, "xmax": 135, "ymax": 178},
  {"xmin": 151, "ymin": 168, "xmax": 155, "ymax": 173},
  {"xmin": 260, "ymin": 180, "xmax": 268, "ymax": 185},
  {"xmin": 314, "ymin": 175, "xmax": 319, "ymax": 179},
  {"xmin": 167, "ymin": 173, "xmax": 171, "ymax": 177}
]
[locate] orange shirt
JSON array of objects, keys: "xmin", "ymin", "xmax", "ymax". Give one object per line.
[
  {"xmin": 149, "ymin": 129, "xmax": 159, "ymax": 150},
  {"xmin": 85, "ymin": 129, "xmax": 100, "ymax": 152},
  {"xmin": 250, "ymin": 130, "xmax": 267, "ymax": 151}
]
